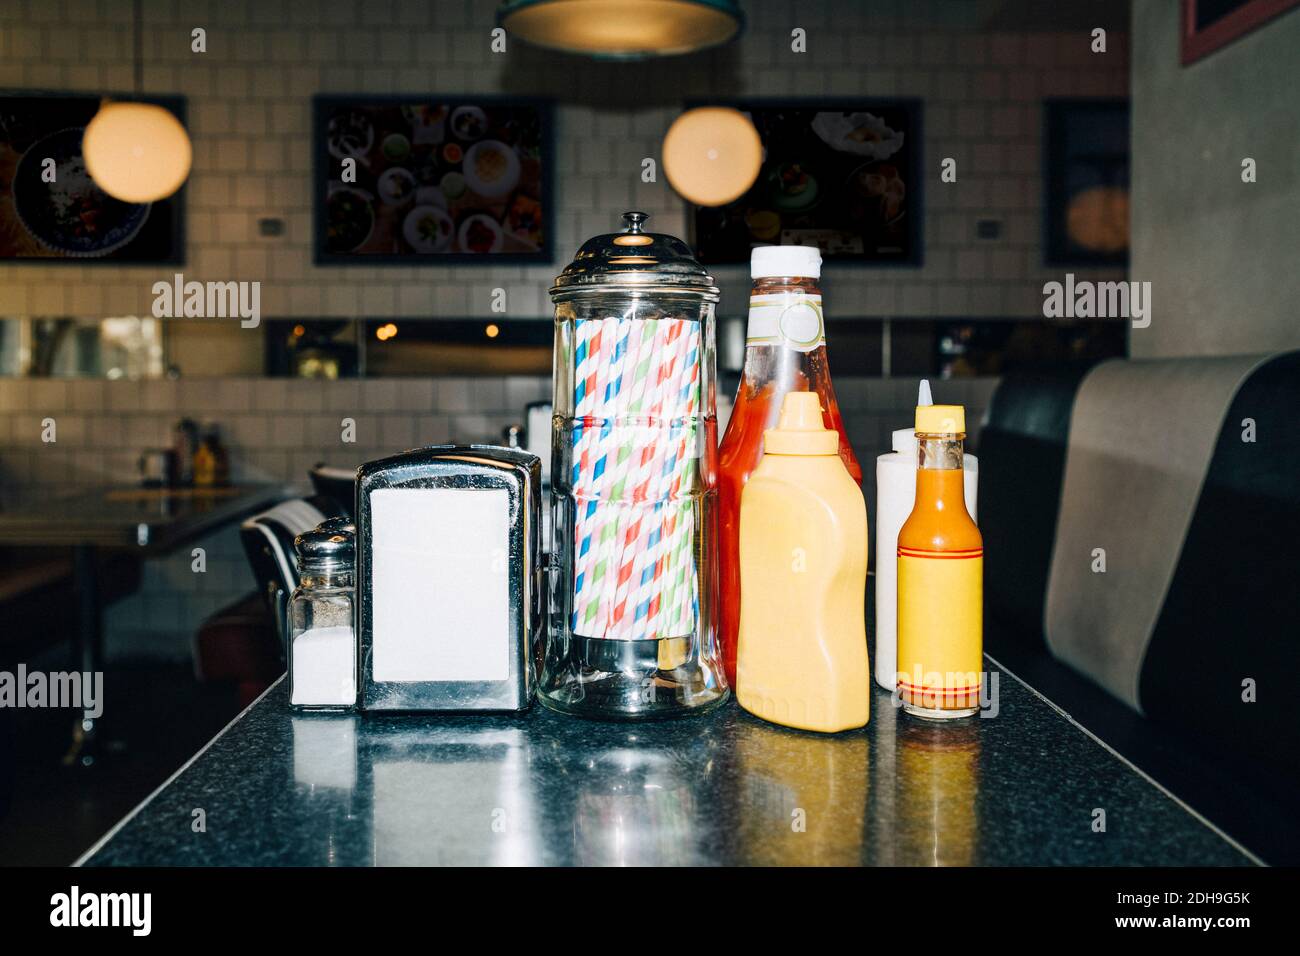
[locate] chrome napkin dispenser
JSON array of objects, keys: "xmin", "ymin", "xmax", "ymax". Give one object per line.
[{"xmin": 356, "ymin": 445, "xmax": 542, "ymax": 712}]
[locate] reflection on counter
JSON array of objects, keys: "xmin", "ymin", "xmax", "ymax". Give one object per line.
[
  {"xmin": 731, "ymin": 716, "xmax": 869, "ymax": 866},
  {"xmin": 292, "ymin": 716, "xmax": 358, "ymax": 792},
  {"xmin": 895, "ymin": 719, "xmax": 981, "ymax": 867},
  {"xmin": 283, "ymin": 689, "xmax": 988, "ymax": 867},
  {"xmin": 569, "ymin": 741, "xmax": 711, "ymax": 867},
  {"xmin": 290, "ymin": 716, "xmax": 363, "ymax": 868},
  {"xmin": 364, "ymin": 726, "xmax": 538, "ymax": 866},
  {"xmin": 85, "ymin": 678, "xmax": 1250, "ymax": 867}
]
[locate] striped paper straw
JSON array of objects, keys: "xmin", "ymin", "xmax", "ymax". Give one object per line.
[{"xmin": 570, "ymin": 316, "xmax": 704, "ymax": 642}]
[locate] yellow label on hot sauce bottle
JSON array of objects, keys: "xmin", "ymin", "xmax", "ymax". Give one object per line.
[{"xmin": 896, "ymin": 547, "xmax": 983, "ymax": 711}]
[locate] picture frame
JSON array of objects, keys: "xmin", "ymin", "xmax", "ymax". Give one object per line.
[
  {"xmin": 686, "ymin": 98, "xmax": 923, "ymax": 267},
  {"xmin": 1181, "ymin": 0, "xmax": 1300, "ymax": 65},
  {"xmin": 312, "ymin": 95, "xmax": 553, "ymax": 266},
  {"xmin": 1042, "ymin": 98, "xmax": 1130, "ymax": 268},
  {"xmin": 0, "ymin": 90, "xmax": 186, "ymax": 264}
]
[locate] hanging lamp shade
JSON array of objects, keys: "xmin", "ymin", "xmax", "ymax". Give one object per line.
[
  {"xmin": 82, "ymin": 101, "xmax": 192, "ymax": 203},
  {"xmin": 662, "ymin": 106, "xmax": 761, "ymax": 207},
  {"xmin": 497, "ymin": 0, "xmax": 743, "ymax": 59}
]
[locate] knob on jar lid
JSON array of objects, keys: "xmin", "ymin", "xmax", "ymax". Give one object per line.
[{"xmin": 550, "ymin": 211, "xmax": 719, "ymax": 300}]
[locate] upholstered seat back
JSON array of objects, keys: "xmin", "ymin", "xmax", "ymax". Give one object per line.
[
  {"xmin": 1136, "ymin": 352, "xmax": 1300, "ymax": 775},
  {"xmin": 976, "ymin": 362, "xmax": 1098, "ymax": 648},
  {"xmin": 238, "ymin": 495, "xmax": 346, "ymax": 651}
]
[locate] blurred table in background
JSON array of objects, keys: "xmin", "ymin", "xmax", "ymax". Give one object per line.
[{"xmin": 0, "ymin": 484, "xmax": 285, "ymax": 764}]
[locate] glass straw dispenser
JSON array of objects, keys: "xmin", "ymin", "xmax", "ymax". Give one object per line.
[{"xmin": 541, "ymin": 211, "xmax": 728, "ymax": 719}]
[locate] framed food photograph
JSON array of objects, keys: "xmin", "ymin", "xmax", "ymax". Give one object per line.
[
  {"xmin": 1181, "ymin": 0, "xmax": 1300, "ymax": 65},
  {"xmin": 0, "ymin": 91, "xmax": 185, "ymax": 263},
  {"xmin": 688, "ymin": 99, "xmax": 922, "ymax": 266},
  {"xmin": 313, "ymin": 95, "xmax": 552, "ymax": 264},
  {"xmin": 1043, "ymin": 99, "xmax": 1130, "ymax": 267}
]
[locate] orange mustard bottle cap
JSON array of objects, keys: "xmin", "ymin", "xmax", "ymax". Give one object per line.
[{"xmin": 763, "ymin": 391, "xmax": 839, "ymax": 455}]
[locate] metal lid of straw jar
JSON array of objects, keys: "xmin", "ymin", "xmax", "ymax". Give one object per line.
[{"xmin": 550, "ymin": 211, "xmax": 720, "ymax": 300}]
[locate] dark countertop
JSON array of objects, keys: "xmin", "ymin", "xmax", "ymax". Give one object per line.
[{"xmin": 79, "ymin": 659, "xmax": 1255, "ymax": 866}]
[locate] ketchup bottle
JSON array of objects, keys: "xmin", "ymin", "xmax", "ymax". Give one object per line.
[{"xmin": 718, "ymin": 246, "xmax": 862, "ymax": 687}]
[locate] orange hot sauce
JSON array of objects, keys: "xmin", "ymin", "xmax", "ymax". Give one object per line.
[{"xmin": 896, "ymin": 404, "xmax": 983, "ymax": 719}]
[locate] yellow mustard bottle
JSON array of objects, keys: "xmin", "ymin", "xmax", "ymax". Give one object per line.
[{"xmin": 736, "ymin": 391, "xmax": 869, "ymax": 733}]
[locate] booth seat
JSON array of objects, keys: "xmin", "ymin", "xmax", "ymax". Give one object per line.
[{"xmin": 977, "ymin": 351, "xmax": 1300, "ymax": 864}]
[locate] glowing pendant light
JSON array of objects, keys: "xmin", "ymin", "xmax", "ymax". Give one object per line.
[
  {"xmin": 662, "ymin": 107, "xmax": 762, "ymax": 206},
  {"xmin": 82, "ymin": 0, "xmax": 192, "ymax": 203},
  {"xmin": 84, "ymin": 102, "xmax": 192, "ymax": 203},
  {"xmin": 497, "ymin": 0, "xmax": 744, "ymax": 60}
]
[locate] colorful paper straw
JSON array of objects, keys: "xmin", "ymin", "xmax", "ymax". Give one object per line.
[{"xmin": 569, "ymin": 316, "xmax": 703, "ymax": 643}]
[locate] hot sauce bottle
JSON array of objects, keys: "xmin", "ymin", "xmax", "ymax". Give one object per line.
[
  {"xmin": 718, "ymin": 246, "xmax": 861, "ymax": 687},
  {"xmin": 896, "ymin": 404, "xmax": 983, "ymax": 719}
]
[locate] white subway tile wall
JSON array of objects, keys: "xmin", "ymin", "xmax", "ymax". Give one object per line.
[
  {"xmin": 0, "ymin": 0, "xmax": 1121, "ymax": 657},
  {"xmin": 0, "ymin": 0, "xmax": 1128, "ymax": 319}
]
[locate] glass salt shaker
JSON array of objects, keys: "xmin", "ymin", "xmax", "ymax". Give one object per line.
[{"xmin": 288, "ymin": 522, "xmax": 357, "ymax": 711}]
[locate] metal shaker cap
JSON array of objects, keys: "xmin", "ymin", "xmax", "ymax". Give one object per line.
[
  {"xmin": 550, "ymin": 211, "xmax": 719, "ymax": 301},
  {"xmin": 295, "ymin": 521, "xmax": 355, "ymax": 570}
]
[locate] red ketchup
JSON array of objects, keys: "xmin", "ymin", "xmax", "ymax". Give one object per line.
[{"xmin": 718, "ymin": 246, "xmax": 861, "ymax": 688}]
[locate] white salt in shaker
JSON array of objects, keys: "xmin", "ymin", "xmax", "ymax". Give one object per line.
[
  {"xmin": 873, "ymin": 382, "xmax": 978, "ymax": 690},
  {"xmin": 288, "ymin": 521, "xmax": 357, "ymax": 711}
]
